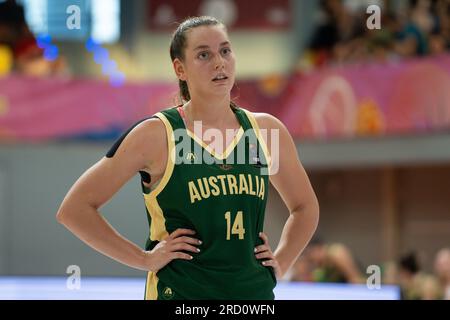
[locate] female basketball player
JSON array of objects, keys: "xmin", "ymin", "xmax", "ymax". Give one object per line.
[{"xmin": 56, "ymin": 16, "xmax": 319, "ymax": 300}]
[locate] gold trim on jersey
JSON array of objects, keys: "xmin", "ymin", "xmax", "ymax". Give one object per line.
[
  {"xmin": 143, "ymin": 111, "xmax": 175, "ymax": 300},
  {"xmin": 145, "ymin": 271, "xmax": 159, "ymax": 300},
  {"xmin": 242, "ymin": 109, "xmax": 272, "ymax": 174},
  {"xmin": 185, "ymin": 126, "xmax": 245, "ymax": 161}
]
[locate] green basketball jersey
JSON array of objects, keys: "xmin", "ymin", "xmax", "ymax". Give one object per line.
[{"xmin": 143, "ymin": 105, "xmax": 276, "ymax": 300}]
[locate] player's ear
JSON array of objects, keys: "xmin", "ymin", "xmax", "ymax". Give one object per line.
[{"xmin": 173, "ymin": 58, "xmax": 187, "ymax": 81}]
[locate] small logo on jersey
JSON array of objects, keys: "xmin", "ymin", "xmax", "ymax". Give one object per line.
[
  {"xmin": 186, "ymin": 152, "xmax": 196, "ymax": 162},
  {"xmin": 249, "ymin": 143, "xmax": 266, "ymax": 168},
  {"xmin": 252, "ymin": 156, "xmax": 261, "ymax": 163},
  {"xmin": 218, "ymin": 164, "xmax": 233, "ymax": 170},
  {"xmin": 163, "ymin": 286, "xmax": 174, "ymax": 299}
]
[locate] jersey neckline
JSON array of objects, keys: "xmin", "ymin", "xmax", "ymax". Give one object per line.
[{"xmin": 176, "ymin": 104, "xmax": 245, "ymax": 161}]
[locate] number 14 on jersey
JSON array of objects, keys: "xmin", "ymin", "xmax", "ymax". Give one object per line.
[{"xmin": 224, "ymin": 211, "xmax": 245, "ymax": 240}]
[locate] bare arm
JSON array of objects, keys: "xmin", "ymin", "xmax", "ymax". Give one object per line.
[
  {"xmin": 56, "ymin": 118, "xmax": 200, "ymax": 272},
  {"xmin": 254, "ymin": 113, "xmax": 319, "ymax": 278}
]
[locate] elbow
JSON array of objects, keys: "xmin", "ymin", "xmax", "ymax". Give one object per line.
[
  {"xmin": 312, "ymin": 198, "xmax": 320, "ymax": 228},
  {"xmin": 56, "ymin": 202, "xmax": 74, "ymax": 225},
  {"xmin": 56, "ymin": 196, "xmax": 72, "ymax": 224},
  {"xmin": 56, "ymin": 201, "xmax": 96, "ymax": 226},
  {"xmin": 290, "ymin": 197, "xmax": 320, "ymax": 227},
  {"xmin": 303, "ymin": 197, "xmax": 320, "ymax": 231},
  {"xmin": 56, "ymin": 209, "xmax": 67, "ymax": 225},
  {"xmin": 314, "ymin": 197, "xmax": 320, "ymax": 218},
  {"xmin": 55, "ymin": 196, "xmax": 83, "ymax": 225}
]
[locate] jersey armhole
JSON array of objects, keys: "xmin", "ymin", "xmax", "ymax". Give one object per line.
[
  {"xmin": 145, "ymin": 112, "xmax": 176, "ymax": 198},
  {"xmin": 242, "ymin": 109, "xmax": 272, "ymax": 174}
]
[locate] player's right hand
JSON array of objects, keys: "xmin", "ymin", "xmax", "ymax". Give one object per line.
[{"xmin": 142, "ymin": 228, "xmax": 201, "ymax": 273}]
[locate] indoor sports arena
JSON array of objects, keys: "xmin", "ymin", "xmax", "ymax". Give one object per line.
[{"xmin": 0, "ymin": 0, "xmax": 449, "ymax": 302}]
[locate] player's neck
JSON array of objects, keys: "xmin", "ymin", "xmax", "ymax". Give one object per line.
[{"xmin": 184, "ymin": 96, "xmax": 235, "ymax": 128}]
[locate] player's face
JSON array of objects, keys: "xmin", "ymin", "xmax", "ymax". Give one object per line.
[{"xmin": 179, "ymin": 25, "xmax": 236, "ymax": 99}]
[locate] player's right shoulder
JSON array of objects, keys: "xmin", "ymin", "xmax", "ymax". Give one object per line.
[
  {"xmin": 134, "ymin": 117, "xmax": 167, "ymax": 141},
  {"xmin": 123, "ymin": 116, "xmax": 167, "ymax": 151},
  {"xmin": 105, "ymin": 116, "xmax": 167, "ymax": 160}
]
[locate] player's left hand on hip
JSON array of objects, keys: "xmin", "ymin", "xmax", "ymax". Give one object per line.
[{"xmin": 254, "ymin": 232, "xmax": 282, "ymax": 280}]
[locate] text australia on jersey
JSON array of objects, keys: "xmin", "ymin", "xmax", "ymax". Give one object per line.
[{"xmin": 188, "ymin": 174, "xmax": 265, "ymax": 203}]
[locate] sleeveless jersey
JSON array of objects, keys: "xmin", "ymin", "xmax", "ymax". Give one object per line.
[{"xmin": 143, "ymin": 105, "xmax": 276, "ymax": 300}]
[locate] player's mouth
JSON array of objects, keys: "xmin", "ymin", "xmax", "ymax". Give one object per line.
[{"xmin": 212, "ymin": 73, "xmax": 228, "ymax": 83}]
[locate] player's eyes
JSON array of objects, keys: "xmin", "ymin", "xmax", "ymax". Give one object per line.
[
  {"xmin": 198, "ymin": 52, "xmax": 210, "ymax": 60},
  {"xmin": 221, "ymin": 48, "xmax": 231, "ymax": 55}
]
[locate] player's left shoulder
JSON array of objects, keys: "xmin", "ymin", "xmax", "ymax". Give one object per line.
[{"xmin": 247, "ymin": 111, "xmax": 286, "ymax": 131}]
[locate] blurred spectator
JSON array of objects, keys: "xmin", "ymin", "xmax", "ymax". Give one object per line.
[
  {"xmin": 395, "ymin": 0, "xmax": 435, "ymax": 57},
  {"xmin": 288, "ymin": 237, "xmax": 364, "ymax": 284},
  {"xmin": 397, "ymin": 252, "xmax": 442, "ymax": 300},
  {"xmin": 434, "ymin": 248, "xmax": 450, "ymax": 300},
  {"xmin": 0, "ymin": 0, "xmax": 68, "ymax": 76},
  {"xmin": 0, "ymin": 0, "xmax": 28, "ymax": 44},
  {"xmin": 397, "ymin": 252, "xmax": 419, "ymax": 299},
  {"xmin": 300, "ymin": 0, "xmax": 361, "ymax": 68},
  {"xmin": 428, "ymin": 0, "xmax": 450, "ymax": 54}
]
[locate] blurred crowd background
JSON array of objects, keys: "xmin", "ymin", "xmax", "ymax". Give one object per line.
[
  {"xmin": 299, "ymin": 0, "xmax": 450, "ymax": 69},
  {"xmin": 286, "ymin": 238, "xmax": 450, "ymax": 300},
  {"xmin": 0, "ymin": 0, "xmax": 449, "ymax": 300},
  {"xmin": 3, "ymin": 0, "xmax": 450, "ymax": 77}
]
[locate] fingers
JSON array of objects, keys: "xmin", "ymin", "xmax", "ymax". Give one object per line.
[
  {"xmin": 259, "ymin": 257, "xmax": 282, "ymax": 281},
  {"xmin": 254, "ymin": 244, "xmax": 269, "ymax": 253},
  {"xmin": 172, "ymin": 236, "xmax": 202, "ymax": 246},
  {"xmin": 168, "ymin": 228, "xmax": 196, "ymax": 240},
  {"xmin": 255, "ymin": 232, "xmax": 271, "ymax": 254},
  {"xmin": 255, "ymin": 251, "xmax": 273, "ymax": 260},
  {"xmin": 170, "ymin": 242, "xmax": 201, "ymax": 254},
  {"xmin": 255, "ymin": 232, "xmax": 278, "ymax": 275},
  {"xmin": 261, "ymin": 259, "xmax": 276, "ymax": 267},
  {"xmin": 259, "ymin": 232, "xmax": 269, "ymax": 246},
  {"xmin": 165, "ymin": 229, "xmax": 202, "ymax": 261},
  {"xmin": 171, "ymin": 252, "xmax": 194, "ymax": 261}
]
